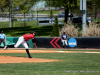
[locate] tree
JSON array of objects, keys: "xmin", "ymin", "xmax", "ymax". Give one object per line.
[
  {"xmin": 0, "ymin": 0, "xmax": 10, "ymax": 12},
  {"xmin": 44, "ymin": 0, "xmax": 78, "ymax": 23},
  {"xmin": 0, "ymin": 0, "xmax": 37, "ymax": 27},
  {"xmin": 87, "ymin": 0, "xmax": 100, "ymax": 20},
  {"xmin": 47, "ymin": 9, "xmax": 54, "ymax": 20},
  {"xmin": 49, "ymin": 9, "xmax": 53, "ymax": 19},
  {"xmin": 12, "ymin": 0, "xmax": 36, "ymax": 27},
  {"xmin": 51, "ymin": 16, "xmax": 59, "ymax": 37},
  {"xmin": 55, "ymin": 16, "xmax": 59, "ymax": 36},
  {"xmin": 0, "ymin": 0, "xmax": 10, "ymax": 17}
]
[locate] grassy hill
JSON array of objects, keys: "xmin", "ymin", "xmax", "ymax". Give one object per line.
[
  {"xmin": 0, "ymin": 25, "xmax": 53, "ymax": 37},
  {"xmin": 0, "ymin": 20, "xmax": 64, "ymax": 37}
]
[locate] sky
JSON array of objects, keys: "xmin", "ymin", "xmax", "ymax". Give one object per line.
[{"xmin": 34, "ymin": 1, "xmax": 45, "ymax": 8}]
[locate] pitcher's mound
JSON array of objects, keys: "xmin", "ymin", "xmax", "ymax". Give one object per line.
[{"xmin": 0, "ymin": 56, "xmax": 59, "ymax": 64}]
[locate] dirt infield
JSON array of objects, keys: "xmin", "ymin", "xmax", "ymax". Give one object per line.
[
  {"xmin": 0, "ymin": 49, "xmax": 60, "ymax": 64},
  {"xmin": 0, "ymin": 56, "xmax": 59, "ymax": 64},
  {"xmin": 0, "ymin": 48, "xmax": 100, "ymax": 64}
]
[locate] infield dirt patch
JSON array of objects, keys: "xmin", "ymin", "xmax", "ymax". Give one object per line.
[
  {"xmin": 0, "ymin": 49, "xmax": 100, "ymax": 64},
  {"xmin": 0, "ymin": 49, "xmax": 60, "ymax": 64},
  {"xmin": 0, "ymin": 56, "xmax": 59, "ymax": 64}
]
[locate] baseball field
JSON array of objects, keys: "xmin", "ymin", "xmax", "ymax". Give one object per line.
[{"xmin": 0, "ymin": 48, "xmax": 100, "ymax": 75}]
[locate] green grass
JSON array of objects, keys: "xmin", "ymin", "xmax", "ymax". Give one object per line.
[
  {"xmin": 0, "ymin": 21, "xmax": 52, "ymax": 37},
  {"xmin": 0, "ymin": 21, "xmax": 38, "ymax": 28},
  {"xmin": 0, "ymin": 25, "xmax": 53, "ymax": 37},
  {"xmin": 0, "ymin": 21, "xmax": 64, "ymax": 37},
  {"xmin": 0, "ymin": 50, "xmax": 100, "ymax": 75},
  {"xmin": 96, "ymin": 18, "xmax": 100, "ymax": 23}
]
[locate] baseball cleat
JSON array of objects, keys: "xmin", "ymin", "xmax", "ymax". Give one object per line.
[
  {"xmin": 4, "ymin": 45, "xmax": 7, "ymax": 50},
  {"xmin": 28, "ymin": 56, "xmax": 34, "ymax": 58}
]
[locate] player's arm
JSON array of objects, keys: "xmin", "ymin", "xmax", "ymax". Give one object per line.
[
  {"xmin": 66, "ymin": 38, "xmax": 68, "ymax": 41},
  {"xmin": 66, "ymin": 35, "xmax": 68, "ymax": 41},
  {"xmin": 32, "ymin": 39, "xmax": 37, "ymax": 48},
  {"xmin": 33, "ymin": 43, "xmax": 37, "ymax": 48},
  {"xmin": 4, "ymin": 37, "xmax": 6, "ymax": 42},
  {"xmin": 4, "ymin": 35, "xmax": 6, "ymax": 42}
]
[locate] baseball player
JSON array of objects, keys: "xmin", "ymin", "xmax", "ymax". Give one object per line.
[
  {"xmin": 61, "ymin": 31, "xmax": 68, "ymax": 49},
  {"xmin": 0, "ymin": 31, "xmax": 7, "ymax": 50},
  {"xmin": 14, "ymin": 31, "xmax": 37, "ymax": 58}
]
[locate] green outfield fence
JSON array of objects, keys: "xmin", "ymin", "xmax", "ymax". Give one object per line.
[{"xmin": 0, "ymin": 37, "xmax": 34, "ymax": 48}]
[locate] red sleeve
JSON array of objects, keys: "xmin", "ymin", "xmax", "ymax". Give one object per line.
[{"xmin": 23, "ymin": 34, "xmax": 34, "ymax": 41}]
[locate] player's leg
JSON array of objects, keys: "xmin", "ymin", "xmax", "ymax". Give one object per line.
[
  {"xmin": 3, "ymin": 40, "xmax": 7, "ymax": 50},
  {"xmin": 0, "ymin": 39, "xmax": 2, "ymax": 49},
  {"xmin": 14, "ymin": 36, "xmax": 24, "ymax": 48},
  {"xmin": 0, "ymin": 39, "xmax": 2, "ymax": 45},
  {"xmin": 65, "ymin": 40, "xmax": 68, "ymax": 49},
  {"xmin": 22, "ymin": 41, "xmax": 33, "ymax": 58},
  {"xmin": 0, "ymin": 39, "xmax": 6, "ymax": 49},
  {"xmin": 62, "ymin": 40, "xmax": 65, "ymax": 48}
]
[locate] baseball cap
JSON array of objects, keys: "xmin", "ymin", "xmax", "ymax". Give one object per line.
[{"xmin": 30, "ymin": 31, "xmax": 36, "ymax": 34}]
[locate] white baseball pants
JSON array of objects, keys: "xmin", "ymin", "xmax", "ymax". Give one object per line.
[
  {"xmin": 62, "ymin": 40, "xmax": 67, "ymax": 46},
  {"xmin": 14, "ymin": 36, "xmax": 28, "ymax": 49}
]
